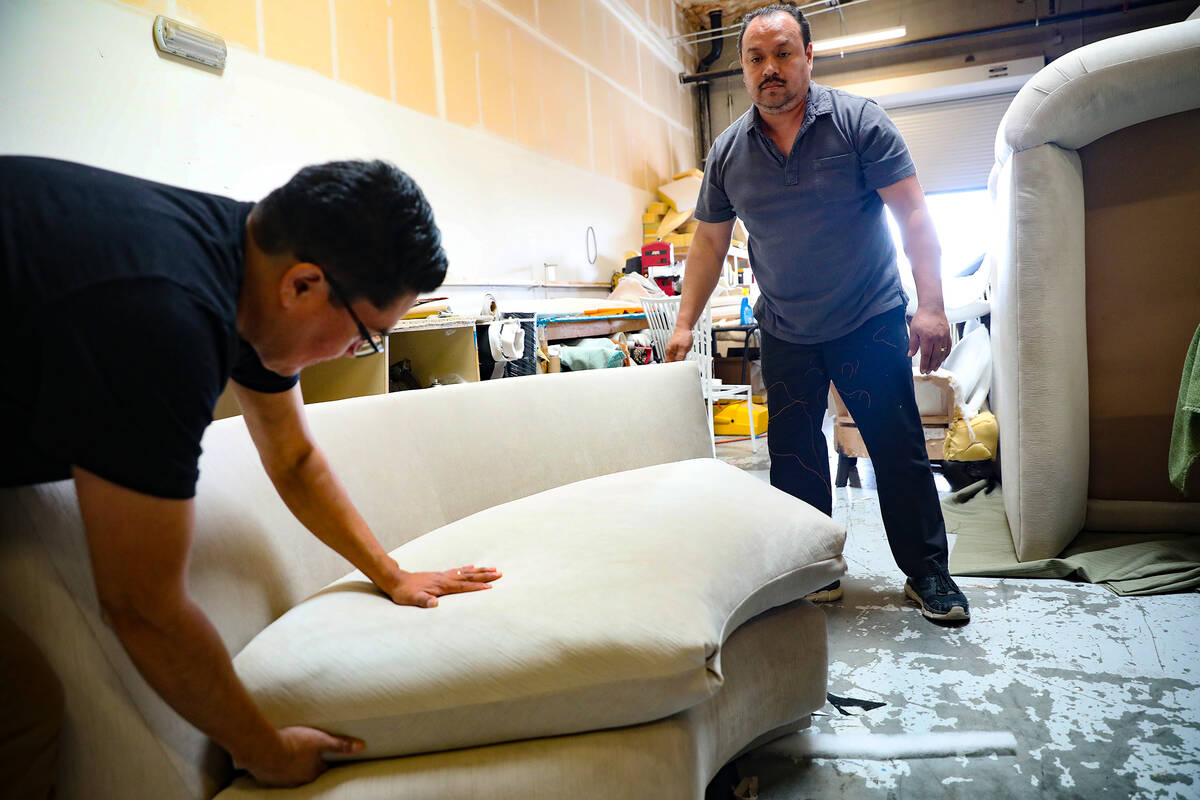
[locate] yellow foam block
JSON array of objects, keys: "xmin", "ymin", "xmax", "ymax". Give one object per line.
[
  {"xmin": 656, "ymin": 207, "xmax": 693, "ymax": 237},
  {"xmin": 664, "ymin": 232, "xmax": 694, "ymax": 246},
  {"xmin": 656, "ymin": 173, "xmax": 702, "ymax": 212},
  {"xmin": 401, "ymin": 302, "xmax": 450, "ymax": 319},
  {"xmin": 943, "ymin": 410, "xmax": 998, "ymax": 462},
  {"xmin": 713, "ymin": 400, "xmax": 769, "ymax": 436},
  {"xmin": 647, "ymin": 201, "xmax": 669, "ymax": 215},
  {"xmin": 682, "ymin": 220, "xmax": 700, "ymax": 233},
  {"xmin": 643, "ymin": 222, "xmax": 659, "ymax": 233},
  {"xmin": 642, "ymin": 212, "xmax": 663, "ymax": 223},
  {"xmin": 643, "ymin": 235, "xmax": 660, "ymax": 243}
]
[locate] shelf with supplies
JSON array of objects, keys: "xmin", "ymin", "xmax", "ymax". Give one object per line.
[
  {"xmin": 212, "ymin": 314, "xmax": 486, "ymax": 419},
  {"xmin": 385, "ymin": 315, "xmax": 482, "ymax": 391},
  {"xmin": 536, "ymin": 312, "xmax": 649, "ymax": 343}
]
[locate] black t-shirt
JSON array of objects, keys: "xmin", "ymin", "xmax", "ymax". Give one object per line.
[{"xmin": 0, "ymin": 156, "xmax": 298, "ymax": 499}]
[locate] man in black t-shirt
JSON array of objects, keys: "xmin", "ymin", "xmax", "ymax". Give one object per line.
[{"xmin": 0, "ymin": 157, "xmax": 501, "ymax": 791}]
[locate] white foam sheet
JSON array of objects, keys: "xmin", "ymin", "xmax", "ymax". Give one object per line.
[
  {"xmin": 757, "ymin": 730, "xmax": 1019, "ymax": 760},
  {"xmin": 941, "ymin": 323, "xmax": 993, "ymax": 419}
]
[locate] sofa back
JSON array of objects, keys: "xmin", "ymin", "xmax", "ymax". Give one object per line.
[
  {"xmin": 989, "ymin": 18, "xmax": 1200, "ymax": 560},
  {"xmin": 0, "ymin": 363, "xmax": 711, "ymax": 800}
]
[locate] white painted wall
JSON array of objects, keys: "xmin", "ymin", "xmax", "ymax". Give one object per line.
[{"xmin": 0, "ymin": 0, "xmax": 646, "ymax": 306}]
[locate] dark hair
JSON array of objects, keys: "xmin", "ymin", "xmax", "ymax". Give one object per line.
[
  {"xmin": 738, "ymin": 4, "xmax": 811, "ymax": 56},
  {"xmin": 251, "ymin": 160, "xmax": 448, "ymax": 309}
]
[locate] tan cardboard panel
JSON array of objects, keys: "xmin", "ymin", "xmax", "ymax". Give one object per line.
[
  {"xmin": 540, "ymin": 0, "xmax": 584, "ymax": 57},
  {"xmin": 334, "ymin": 0, "xmax": 391, "ymax": 100},
  {"xmin": 590, "ymin": 74, "xmax": 615, "ymax": 179},
  {"xmin": 619, "ymin": 26, "xmax": 639, "ymax": 95},
  {"xmin": 1080, "ymin": 108, "xmax": 1200, "ymax": 503},
  {"xmin": 177, "ymin": 0, "xmax": 257, "ymax": 52},
  {"xmin": 494, "ymin": 0, "xmax": 536, "ymax": 25},
  {"xmin": 641, "ymin": 42, "xmax": 663, "ymax": 110},
  {"xmin": 478, "ymin": 5, "xmax": 517, "ymax": 141},
  {"xmin": 511, "ymin": 24, "xmax": 544, "ymax": 152},
  {"xmin": 392, "ymin": 2, "xmax": 437, "ymax": 116},
  {"xmin": 565, "ymin": 61, "xmax": 592, "ymax": 170},
  {"xmin": 262, "ymin": 0, "xmax": 332, "ymax": 77},
  {"xmin": 437, "ymin": 0, "xmax": 479, "ymax": 128},
  {"xmin": 123, "ymin": 0, "xmax": 167, "ymax": 12},
  {"xmin": 582, "ymin": 0, "xmax": 608, "ymax": 71}
]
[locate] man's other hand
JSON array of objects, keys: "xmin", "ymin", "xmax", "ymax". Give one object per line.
[
  {"xmin": 242, "ymin": 726, "xmax": 364, "ymax": 787},
  {"xmin": 384, "ymin": 565, "xmax": 502, "ymax": 608},
  {"xmin": 665, "ymin": 328, "xmax": 694, "ymax": 362},
  {"xmin": 908, "ymin": 306, "xmax": 952, "ymax": 374}
]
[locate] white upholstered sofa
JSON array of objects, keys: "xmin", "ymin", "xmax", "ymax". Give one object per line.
[
  {"xmin": 989, "ymin": 17, "xmax": 1200, "ymax": 561},
  {"xmin": 0, "ymin": 362, "xmax": 845, "ymax": 799}
]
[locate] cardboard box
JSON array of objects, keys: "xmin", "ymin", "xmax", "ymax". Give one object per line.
[{"xmin": 714, "ymin": 357, "xmax": 764, "ymax": 397}]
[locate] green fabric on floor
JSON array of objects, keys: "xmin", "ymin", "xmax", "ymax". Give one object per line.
[
  {"xmin": 1169, "ymin": 323, "xmax": 1200, "ymax": 497},
  {"xmin": 944, "ymin": 481, "xmax": 1200, "ymax": 596}
]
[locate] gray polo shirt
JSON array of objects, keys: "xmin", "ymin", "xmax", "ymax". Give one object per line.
[{"xmin": 696, "ymin": 82, "xmax": 915, "ymax": 344}]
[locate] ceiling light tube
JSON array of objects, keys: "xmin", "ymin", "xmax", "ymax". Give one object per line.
[{"xmin": 812, "ymin": 26, "xmax": 907, "ymax": 53}]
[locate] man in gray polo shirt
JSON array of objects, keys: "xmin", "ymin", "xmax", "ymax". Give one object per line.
[{"xmin": 666, "ymin": 4, "xmax": 970, "ymax": 623}]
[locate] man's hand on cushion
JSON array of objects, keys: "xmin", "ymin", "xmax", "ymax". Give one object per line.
[
  {"xmin": 240, "ymin": 725, "xmax": 364, "ymax": 787},
  {"xmin": 383, "ymin": 565, "xmax": 502, "ymax": 608}
]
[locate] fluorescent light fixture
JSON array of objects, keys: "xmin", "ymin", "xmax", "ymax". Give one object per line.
[
  {"xmin": 153, "ymin": 15, "xmax": 227, "ymax": 70},
  {"xmin": 813, "ymin": 26, "xmax": 906, "ymax": 53}
]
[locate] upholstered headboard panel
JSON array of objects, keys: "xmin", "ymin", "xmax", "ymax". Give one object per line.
[{"xmin": 991, "ymin": 18, "xmax": 1200, "ymax": 560}]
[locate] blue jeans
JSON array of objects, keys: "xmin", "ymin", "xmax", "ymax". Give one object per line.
[{"xmin": 759, "ymin": 305, "xmax": 948, "ymax": 579}]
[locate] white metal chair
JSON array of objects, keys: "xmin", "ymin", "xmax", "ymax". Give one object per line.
[{"xmin": 640, "ymin": 296, "xmax": 758, "ymax": 454}]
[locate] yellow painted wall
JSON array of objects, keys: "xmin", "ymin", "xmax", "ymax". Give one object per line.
[{"xmin": 148, "ymin": 0, "xmax": 696, "ymax": 191}]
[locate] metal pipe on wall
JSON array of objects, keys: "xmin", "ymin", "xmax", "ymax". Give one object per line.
[
  {"xmin": 677, "ymin": 0, "xmax": 1185, "ymax": 85},
  {"xmin": 694, "ymin": 10, "xmax": 722, "ymax": 165}
]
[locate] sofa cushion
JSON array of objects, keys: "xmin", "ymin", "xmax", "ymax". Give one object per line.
[{"xmin": 233, "ymin": 458, "xmax": 845, "ymax": 760}]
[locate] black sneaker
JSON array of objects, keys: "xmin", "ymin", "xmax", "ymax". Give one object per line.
[
  {"xmin": 904, "ymin": 570, "xmax": 970, "ymax": 622},
  {"xmin": 805, "ymin": 580, "xmax": 843, "ymax": 603}
]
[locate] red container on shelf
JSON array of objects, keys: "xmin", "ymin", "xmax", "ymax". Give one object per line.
[{"xmin": 641, "ymin": 241, "xmax": 673, "ymax": 269}]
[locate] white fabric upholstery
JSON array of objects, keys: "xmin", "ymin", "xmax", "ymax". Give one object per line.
[
  {"xmin": 990, "ymin": 144, "xmax": 1090, "ymax": 560},
  {"xmin": 189, "ymin": 364, "xmax": 715, "ymax": 660},
  {"xmin": 0, "ymin": 362, "xmax": 839, "ymax": 799},
  {"xmin": 990, "ymin": 19, "xmax": 1200, "ymax": 560},
  {"xmin": 996, "ymin": 19, "xmax": 1200, "ymax": 160},
  {"xmin": 234, "ymin": 459, "xmax": 845, "ymax": 759},
  {"xmin": 217, "ymin": 600, "xmax": 828, "ymax": 800}
]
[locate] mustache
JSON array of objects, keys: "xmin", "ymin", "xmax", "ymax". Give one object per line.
[{"xmin": 759, "ymin": 78, "xmax": 785, "ymax": 89}]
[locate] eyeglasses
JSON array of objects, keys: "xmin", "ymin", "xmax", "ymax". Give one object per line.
[{"xmin": 323, "ymin": 271, "xmax": 386, "ymax": 355}]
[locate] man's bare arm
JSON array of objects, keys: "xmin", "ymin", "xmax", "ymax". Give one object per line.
[
  {"xmin": 232, "ymin": 382, "xmax": 500, "ymax": 608},
  {"xmin": 877, "ymin": 174, "xmax": 950, "ymax": 373},
  {"xmin": 73, "ymin": 467, "xmax": 361, "ymax": 786},
  {"xmin": 666, "ymin": 218, "xmax": 736, "ymax": 362}
]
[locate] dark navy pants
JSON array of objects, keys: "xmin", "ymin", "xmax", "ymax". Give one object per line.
[{"xmin": 759, "ymin": 305, "xmax": 948, "ymax": 579}]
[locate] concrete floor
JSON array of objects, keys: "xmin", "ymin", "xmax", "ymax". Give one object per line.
[{"xmin": 712, "ymin": 434, "xmax": 1200, "ymax": 800}]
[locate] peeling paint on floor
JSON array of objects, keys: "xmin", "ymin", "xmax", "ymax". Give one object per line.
[{"xmin": 715, "ymin": 439, "xmax": 1200, "ymax": 799}]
